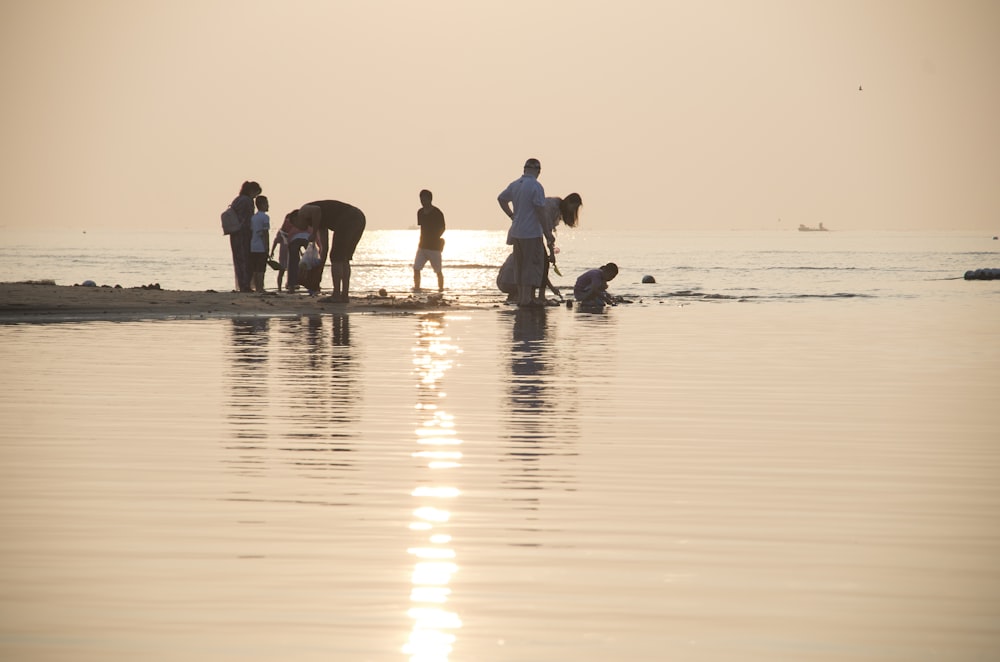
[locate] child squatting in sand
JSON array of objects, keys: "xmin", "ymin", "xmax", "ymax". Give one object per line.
[{"xmin": 573, "ymin": 262, "xmax": 619, "ymax": 306}]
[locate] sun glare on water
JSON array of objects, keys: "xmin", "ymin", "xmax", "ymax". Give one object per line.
[
  {"xmin": 354, "ymin": 230, "xmax": 510, "ymax": 297},
  {"xmin": 406, "ymin": 315, "xmax": 464, "ymax": 661}
]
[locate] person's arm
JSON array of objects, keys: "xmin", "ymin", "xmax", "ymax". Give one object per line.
[
  {"xmin": 497, "ymin": 188, "xmax": 514, "ymax": 219},
  {"xmin": 313, "ymin": 229, "xmax": 324, "ymax": 256},
  {"xmin": 543, "ymin": 226, "xmax": 556, "ymax": 261},
  {"xmin": 296, "ymin": 206, "xmax": 323, "ymax": 253},
  {"xmin": 497, "ymin": 200, "xmax": 513, "ymax": 219},
  {"xmin": 433, "ymin": 210, "xmax": 446, "ymax": 251},
  {"xmin": 257, "ymin": 215, "xmax": 270, "ymax": 244}
]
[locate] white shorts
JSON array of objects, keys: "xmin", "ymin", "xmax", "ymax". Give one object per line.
[{"xmin": 414, "ymin": 248, "xmax": 443, "ymax": 273}]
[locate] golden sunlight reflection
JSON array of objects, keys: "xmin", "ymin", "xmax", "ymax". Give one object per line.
[
  {"xmin": 405, "ymin": 314, "xmax": 463, "ymax": 661},
  {"xmin": 412, "ymin": 506, "xmax": 450, "ymax": 523},
  {"xmin": 354, "ymin": 230, "xmax": 510, "ymax": 295},
  {"xmin": 407, "ymin": 547, "xmax": 456, "ymax": 560}
]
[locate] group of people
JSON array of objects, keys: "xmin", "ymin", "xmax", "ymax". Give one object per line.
[
  {"xmin": 497, "ymin": 157, "xmax": 617, "ymax": 307},
  {"xmin": 224, "ymin": 158, "xmax": 617, "ymax": 306},
  {"xmin": 224, "ymin": 182, "xmax": 368, "ymax": 301}
]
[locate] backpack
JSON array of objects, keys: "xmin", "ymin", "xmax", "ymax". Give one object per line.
[{"xmin": 221, "ymin": 205, "xmax": 242, "ymax": 235}]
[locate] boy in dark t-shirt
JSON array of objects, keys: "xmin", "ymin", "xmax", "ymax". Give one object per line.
[{"xmin": 413, "ymin": 189, "xmax": 445, "ymax": 292}]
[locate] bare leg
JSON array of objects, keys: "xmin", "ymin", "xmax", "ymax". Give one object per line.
[
  {"xmin": 330, "ymin": 261, "xmax": 351, "ymax": 302},
  {"xmin": 539, "ymin": 259, "xmax": 551, "ymax": 302},
  {"xmin": 342, "ymin": 261, "xmax": 351, "ymax": 301},
  {"xmin": 436, "ymin": 270, "xmax": 443, "ymax": 292},
  {"xmin": 330, "ymin": 261, "xmax": 343, "ymax": 299},
  {"xmin": 414, "ymin": 268, "xmax": 421, "ymax": 291}
]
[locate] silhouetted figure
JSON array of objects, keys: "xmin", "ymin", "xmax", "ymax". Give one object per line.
[
  {"xmin": 228, "ymin": 180, "xmax": 262, "ymax": 292},
  {"xmin": 270, "ymin": 216, "xmax": 290, "ymax": 291},
  {"xmin": 573, "ymin": 262, "xmax": 619, "ymax": 306},
  {"xmin": 283, "ymin": 210, "xmax": 315, "ymax": 294},
  {"xmin": 296, "ymin": 200, "xmax": 367, "ymax": 302},
  {"xmin": 498, "ymin": 158, "xmax": 553, "ymax": 307},
  {"xmin": 413, "ymin": 189, "xmax": 445, "ymax": 292},
  {"xmin": 497, "ymin": 192, "xmax": 582, "ymax": 304},
  {"xmin": 250, "ymin": 195, "xmax": 270, "ymax": 292}
]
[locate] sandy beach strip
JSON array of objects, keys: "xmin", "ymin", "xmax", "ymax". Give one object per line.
[{"xmin": 0, "ymin": 281, "xmax": 493, "ymax": 322}]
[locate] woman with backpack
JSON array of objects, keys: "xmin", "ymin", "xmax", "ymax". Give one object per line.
[{"xmin": 227, "ymin": 180, "xmax": 262, "ymax": 292}]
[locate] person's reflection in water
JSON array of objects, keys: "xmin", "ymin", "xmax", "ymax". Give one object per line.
[
  {"xmin": 328, "ymin": 314, "xmax": 353, "ymax": 427},
  {"xmin": 225, "ymin": 318, "xmax": 271, "ymax": 477},
  {"xmin": 405, "ymin": 313, "xmax": 463, "ymax": 660},
  {"xmin": 271, "ymin": 314, "xmax": 360, "ymax": 478},
  {"xmin": 504, "ymin": 308, "xmax": 579, "ymax": 511}
]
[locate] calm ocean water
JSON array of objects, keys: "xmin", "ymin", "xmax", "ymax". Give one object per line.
[
  {"xmin": 2, "ymin": 230, "xmax": 999, "ymax": 661},
  {"xmin": 2, "ymin": 228, "xmax": 998, "ymax": 302}
]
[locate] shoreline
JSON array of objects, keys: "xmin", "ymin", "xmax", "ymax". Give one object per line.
[{"xmin": 0, "ymin": 281, "xmax": 500, "ymax": 323}]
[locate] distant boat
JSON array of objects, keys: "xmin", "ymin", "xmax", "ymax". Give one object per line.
[{"xmin": 798, "ymin": 223, "xmax": 829, "ymax": 232}]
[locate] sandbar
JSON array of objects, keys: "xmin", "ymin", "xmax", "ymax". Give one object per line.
[{"xmin": 0, "ymin": 281, "xmax": 497, "ymax": 323}]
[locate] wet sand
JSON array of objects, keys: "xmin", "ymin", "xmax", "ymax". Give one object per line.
[{"xmin": 0, "ymin": 281, "xmax": 492, "ymax": 322}]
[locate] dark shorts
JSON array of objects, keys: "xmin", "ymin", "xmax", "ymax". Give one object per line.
[
  {"xmin": 330, "ymin": 210, "xmax": 366, "ymax": 262},
  {"xmin": 250, "ymin": 252, "xmax": 268, "ymax": 272}
]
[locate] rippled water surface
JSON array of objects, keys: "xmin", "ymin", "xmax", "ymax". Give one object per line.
[
  {"xmin": 2, "ymin": 298, "xmax": 999, "ymax": 661},
  {"xmin": 3, "ymin": 229, "xmax": 998, "ymax": 303}
]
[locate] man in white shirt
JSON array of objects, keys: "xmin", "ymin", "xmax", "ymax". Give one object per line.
[{"xmin": 497, "ymin": 158, "xmax": 555, "ymax": 307}]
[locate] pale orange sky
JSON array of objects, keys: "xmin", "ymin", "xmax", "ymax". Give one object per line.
[{"xmin": 1, "ymin": 0, "xmax": 997, "ymax": 232}]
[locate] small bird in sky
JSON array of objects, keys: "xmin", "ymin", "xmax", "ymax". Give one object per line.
[{"xmin": 858, "ymin": 85, "xmax": 863, "ymax": 91}]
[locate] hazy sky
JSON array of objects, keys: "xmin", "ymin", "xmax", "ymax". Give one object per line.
[{"xmin": 1, "ymin": 0, "xmax": 997, "ymax": 232}]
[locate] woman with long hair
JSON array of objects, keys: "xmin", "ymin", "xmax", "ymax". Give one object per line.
[{"xmin": 228, "ymin": 180, "xmax": 262, "ymax": 292}]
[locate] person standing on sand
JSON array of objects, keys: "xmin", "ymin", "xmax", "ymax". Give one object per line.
[
  {"xmin": 295, "ymin": 200, "xmax": 367, "ymax": 302},
  {"xmin": 413, "ymin": 189, "xmax": 445, "ymax": 293},
  {"xmin": 498, "ymin": 158, "xmax": 554, "ymax": 307},
  {"xmin": 270, "ymin": 216, "xmax": 290, "ymax": 292},
  {"xmin": 250, "ymin": 195, "xmax": 270, "ymax": 292},
  {"xmin": 228, "ymin": 180, "xmax": 261, "ymax": 292}
]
